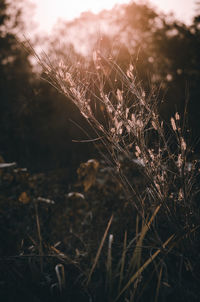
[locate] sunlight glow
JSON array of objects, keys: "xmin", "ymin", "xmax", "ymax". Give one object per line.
[
  {"xmin": 33, "ymin": 0, "xmax": 130, "ymax": 32},
  {"xmin": 32, "ymin": 0, "xmax": 196, "ymax": 33}
]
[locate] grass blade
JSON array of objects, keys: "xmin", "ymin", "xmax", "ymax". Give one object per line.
[
  {"xmin": 87, "ymin": 215, "xmax": 113, "ymax": 285},
  {"xmin": 118, "ymin": 230, "xmax": 127, "ymax": 293},
  {"xmin": 115, "ymin": 233, "xmax": 175, "ymax": 301},
  {"xmin": 129, "ymin": 204, "xmax": 161, "ymax": 273}
]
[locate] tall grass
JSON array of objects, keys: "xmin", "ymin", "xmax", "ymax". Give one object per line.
[{"xmin": 28, "ymin": 45, "xmax": 199, "ymax": 301}]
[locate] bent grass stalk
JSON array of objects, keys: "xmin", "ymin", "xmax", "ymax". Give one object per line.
[{"xmin": 55, "ymin": 263, "xmax": 66, "ymax": 293}]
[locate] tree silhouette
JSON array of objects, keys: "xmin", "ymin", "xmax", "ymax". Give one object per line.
[{"xmin": 0, "ymin": 0, "xmax": 34, "ymax": 162}]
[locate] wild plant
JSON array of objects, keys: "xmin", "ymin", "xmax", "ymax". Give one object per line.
[{"xmin": 29, "ymin": 45, "xmax": 199, "ymax": 301}]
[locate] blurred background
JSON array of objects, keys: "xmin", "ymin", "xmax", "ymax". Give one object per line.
[{"xmin": 1, "ymin": 0, "xmax": 200, "ymax": 173}]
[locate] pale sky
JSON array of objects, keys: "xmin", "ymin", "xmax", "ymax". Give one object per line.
[{"xmin": 32, "ymin": 0, "xmax": 197, "ymax": 33}]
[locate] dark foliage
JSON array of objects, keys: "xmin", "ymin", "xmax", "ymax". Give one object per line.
[{"xmin": 1, "ymin": 1, "xmax": 200, "ymax": 301}]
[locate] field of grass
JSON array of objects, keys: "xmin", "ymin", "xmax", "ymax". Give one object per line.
[{"xmin": 0, "ymin": 51, "xmax": 200, "ymax": 301}]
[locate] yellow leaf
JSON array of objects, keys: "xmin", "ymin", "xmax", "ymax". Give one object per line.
[
  {"xmin": 77, "ymin": 159, "xmax": 99, "ymax": 192},
  {"xmin": 19, "ymin": 192, "xmax": 30, "ymax": 204}
]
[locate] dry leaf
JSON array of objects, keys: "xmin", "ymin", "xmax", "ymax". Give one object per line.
[
  {"xmin": 19, "ymin": 192, "xmax": 30, "ymax": 204},
  {"xmin": 77, "ymin": 159, "xmax": 99, "ymax": 192}
]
